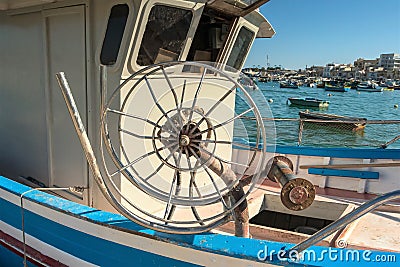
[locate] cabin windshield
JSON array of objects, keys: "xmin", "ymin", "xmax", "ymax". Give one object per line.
[
  {"xmin": 136, "ymin": 5, "xmax": 193, "ymax": 66},
  {"xmin": 226, "ymin": 26, "xmax": 254, "ymax": 69}
]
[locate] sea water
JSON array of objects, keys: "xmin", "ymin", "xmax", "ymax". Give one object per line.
[{"xmin": 235, "ymin": 82, "xmax": 400, "ymax": 148}]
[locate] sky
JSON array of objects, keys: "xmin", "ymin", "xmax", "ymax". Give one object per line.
[{"xmin": 244, "ymin": 0, "xmax": 400, "ymax": 70}]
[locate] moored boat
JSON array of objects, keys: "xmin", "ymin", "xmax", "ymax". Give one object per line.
[
  {"xmin": 279, "ymin": 81, "xmax": 299, "ymax": 89},
  {"xmin": 356, "ymin": 81, "xmax": 383, "ymax": 92},
  {"xmin": 299, "ymin": 110, "xmax": 367, "ymax": 132},
  {"xmin": 324, "ymin": 83, "xmax": 350, "ymax": 92},
  {"xmin": 288, "ymin": 97, "xmax": 329, "ymax": 108}
]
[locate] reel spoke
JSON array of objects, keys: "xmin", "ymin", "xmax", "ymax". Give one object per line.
[
  {"xmin": 193, "ymin": 107, "xmax": 255, "ymax": 138},
  {"xmin": 110, "ymin": 141, "xmax": 179, "ymax": 177},
  {"xmin": 187, "ymin": 68, "xmax": 206, "ymax": 124},
  {"xmin": 189, "ymin": 85, "xmax": 236, "ymax": 135},
  {"xmin": 145, "ymin": 76, "xmax": 181, "ymax": 133},
  {"xmin": 107, "ymin": 108, "xmax": 161, "ymax": 128}
]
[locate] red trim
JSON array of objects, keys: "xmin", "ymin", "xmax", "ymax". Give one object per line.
[{"xmin": 0, "ymin": 229, "xmax": 68, "ymax": 267}]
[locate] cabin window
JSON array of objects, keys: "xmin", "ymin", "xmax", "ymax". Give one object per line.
[
  {"xmin": 226, "ymin": 27, "xmax": 254, "ymax": 70},
  {"xmin": 186, "ymin": 9, "xmax": 231, "ymax": 63},
  {"xmin": 100, "ymin": 4, "xmax": 129, "ymax": 65},
  {"xmin": 136, "ymin": 5, "xmax": 192, "ymax": 66}
]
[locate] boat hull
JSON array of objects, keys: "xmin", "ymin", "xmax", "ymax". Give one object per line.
[
  {"xmin": 356, "ymin": 88, "xmax": 383, "ymax": 92},
  {"xmin": 2, "ymin": 173, "xmax": 399, "ymax": 266},
  {"xmin": 0, "ymin": 176, "xmax": 286, "ymax": 267},
  {"xmin": 324, "ymin": 87, "xmax": 350, "ymax": 92},
  {"xmin": 299, "ymin": 111, "xmax": 367, "ymax": 132},
  {"xmin": 288, "ymin": 98, "xmax": 329, "ymax": 108}
]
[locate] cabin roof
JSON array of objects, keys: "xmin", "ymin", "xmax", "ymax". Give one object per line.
[
  {"xmin": 0, "ymin": 0, "xmax": 61, "ymax": 10},
  {"xmin": 207, "ymin": 0, "xmax": 270, "ymax": 17}
]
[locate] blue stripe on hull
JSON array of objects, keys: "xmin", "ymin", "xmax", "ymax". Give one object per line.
[
  {"xmin": 1, "ymin": 176, "xmax": 399, "ymax": 267},
  {"xmin": 0, "ymin": 198, "xmax": 201, "ymax": 267}
]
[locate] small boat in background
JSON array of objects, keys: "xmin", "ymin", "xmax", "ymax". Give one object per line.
[
  {"xmin": 288, "ymin": 97, "xmax": 329, "ymax": 108},
  {"xmin": 299, "ymin": 110, "xmax": 367, "ymax": 132},
  {"xmin": 279, "ymin": 80, "xmax": 298, "ymax": 88},
  {"xmin": 324, "ymin": 83, "xmax": 350, "ymax": 92},
  {"xmin": 357, "ymin": 81, "xmax": 383, "ymax": 92}
]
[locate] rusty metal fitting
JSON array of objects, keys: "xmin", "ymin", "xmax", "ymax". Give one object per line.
[{"xmin": 267, "ymin": 156, "xmax": 315, "ymax": 211}]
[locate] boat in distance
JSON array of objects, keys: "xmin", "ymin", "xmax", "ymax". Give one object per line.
[
  {"xmin": 324, "ymin": 84, "xmax": 350, "ymax": 92},
  {"xmin": 288, "ymin": 97, "xmax": 329, "ymax": 108},
  {"xmin": 279, "ymin": 81, "xmax": 298, "ymax": 89},
  {"xmin": 299, "ymin": 110, "xmax": 367, "ymax": 132},
  {"xmin": 0, "ymin": 0, "xmax": 399, "ymax": 266},
  {"xmin": 356, "ymin": 81, "xmax": 383, "ymax": 92}
]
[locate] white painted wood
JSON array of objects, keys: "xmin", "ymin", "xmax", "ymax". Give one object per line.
[{"xmin": 44, "ymin": 5, "xmax": 88, "ymax": 203}]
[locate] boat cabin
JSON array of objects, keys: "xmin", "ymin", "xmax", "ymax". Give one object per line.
[{"xmin": 0, "ymin": 0, "xmax": 274, "ymax": 210}]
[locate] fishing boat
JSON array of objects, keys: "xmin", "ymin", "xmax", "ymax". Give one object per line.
[
  {"xmin": 299, "ymin": 111, "xmax": 367, "ymax": 132},
  {"xmin": 288, "ymin": 97, "xmax": 329, "ymax": 108},
  {"xmin": 324, "ymin": 83, "xmax": 350, "ymax": 92},
  {"xmin": 279, "ymin": 81, "xmax": 299, "ymax": 89},
  {"xmin": 356, "ymin": 82, "xmax": 383, "ymax": 92},
  {"xmin": 1, "ymin": 0, "xmax": 399, "ymax": 266}
]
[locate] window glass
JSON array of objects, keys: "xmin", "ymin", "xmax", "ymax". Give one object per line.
[
  {"xmin": 186, "ymin": 12, "xmax": 231, "ymax": 63},
  {"xmin": 136, "ymin": 5, "xmax": 192, "ymax": 66},
  {"xmin": 100, "ymin": 4, "xmax": 129, "ymax": 65},
  {"xmin": 226, "ymin": 27, "xmax": 254, "ymax": 70}
]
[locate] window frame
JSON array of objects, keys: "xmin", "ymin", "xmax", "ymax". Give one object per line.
[
  {"xmin": 98, "ymin": 1, "xmax": 134, "ymax": 71},
  {"xmin": 218, "ymin": 17, "xmax": 258, "ymax": 71},
  {"xmin": 100, "ymin": 3, "xmax": 130, "ymax": 66},
  {"xmin": 128, "ymin": 0, "xmax": 203, "ymax": 72}
]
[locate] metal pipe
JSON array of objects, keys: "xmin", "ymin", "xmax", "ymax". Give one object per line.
[
  {"xmin": 55, "ymin": 72, "xmax": 130, "ymax": 221},
  {"xmin": 100, "ymin": 65, "xmax": 107, "ymax": 113},
  {"xmin": 198, "ymin": 149, "xmax": 250, "ymax": 238},
  {"xmin": 289, "ymin": 189, "xmax": 400, "ymax": 254},
  {"xmin": 267, "ymin": 156, "xmax": 315, "ymax": 211}
]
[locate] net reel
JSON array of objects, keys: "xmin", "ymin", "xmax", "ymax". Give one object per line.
[
  {"xmin": 56, "ymin": 61, "xmax": 269, "ymax": 234},
  {"xmin": 100, "ymin": 62, "xmax": 269, "ymax": 234}
]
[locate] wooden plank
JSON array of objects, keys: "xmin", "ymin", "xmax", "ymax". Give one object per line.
[{"xmin": 308, "ymin": 168, "xmax": 379, "ymax": 179}]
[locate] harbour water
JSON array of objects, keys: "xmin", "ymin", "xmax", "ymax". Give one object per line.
[{"xmin": 236, "ymin": 82, "xmax": 400, "ymax": 148}]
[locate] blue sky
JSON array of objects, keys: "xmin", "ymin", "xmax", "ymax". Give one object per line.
[{"xmin": 244, "ymin": 0, "xmax": 400, "ymax": 70}]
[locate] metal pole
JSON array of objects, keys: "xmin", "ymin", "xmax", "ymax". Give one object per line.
[
  {"xmin": 289, "ymin": 190, "xmax": 400, "ymax": 254},
  {"xmin": 55, "ymin": 73, "xmax": 106, "ymax": 190}
]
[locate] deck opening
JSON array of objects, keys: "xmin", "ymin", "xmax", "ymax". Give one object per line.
[{"xmin": 250, "ymin": 210, "xmax": 334, "ymax": 234}]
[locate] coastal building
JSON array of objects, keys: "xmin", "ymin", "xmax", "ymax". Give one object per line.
[
  {"xmin": 245, "ymin": 52, "xmax": 399, "ymax": 81},
  {"xmin": 305, "ymin": 65, "xmax": 324, "ymax": 77},
  {"xmin": 366, "ymin": 67, "xmax": 386, "ymax": 81},
  {"xmin": 379, "ymin": 53, "xmax": 400, "ymax": 71},
  {"xmin": 354, "ymin": 58, "xmax": 379, "ymax": 70},
  {"xmin": 337, "ymin": 64, "xmax": 354, "ymax": 79},
  {"xmin": 322, "ymin": 63, "xmax": 336, "ymax": 78}
]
